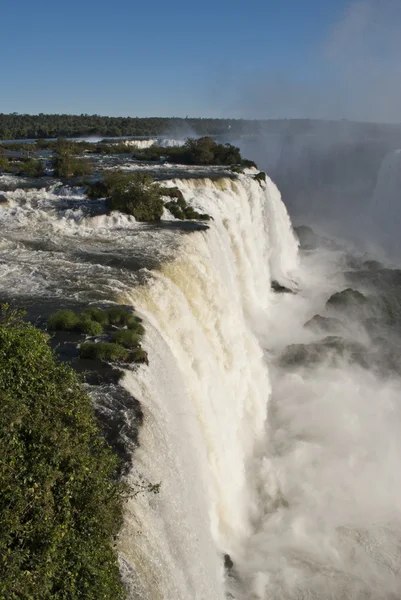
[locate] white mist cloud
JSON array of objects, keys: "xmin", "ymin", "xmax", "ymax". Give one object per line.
[{"xmin": 227, "ymin": 0, "xmax": 401, "ymax": 122}]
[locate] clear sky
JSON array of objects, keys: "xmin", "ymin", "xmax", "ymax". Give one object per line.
[{"xmin": 2, "ymin": 0, "xmax": 401, "ymax": 121}]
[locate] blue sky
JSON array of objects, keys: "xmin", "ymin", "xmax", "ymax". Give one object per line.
[{"xmin": 2, "ymin": 0, "xmax": 401, "ymax": 120}]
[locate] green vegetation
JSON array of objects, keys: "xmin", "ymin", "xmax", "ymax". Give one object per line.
[
  {"xmin": 0, "ymin": 113, "xmax": 263, "ymax": 140},
  {"xmin": 133, "ymin": 136, "xmax": 254, "ymax": 167},
  {"xmin": 111, "ymin": 329, "xmax": 142, "ymax": 348},
  {"xmin": 0, "ymin": 306, "xmax": 126, "ymax": 599},
  {"xmin": 86, "ymin": 171, "xmax": 164, "ymax": 221},
  {"xmin": 79, "ymin": 341, "xmax": 130, "ymax": 361},
  {"xmin": 254, "ymin": 171, "xmax": 267, "ymax": 184},
  {"xmin": 82, "ymin": 306, "xmax": 110, "ymax": 325},
  {"xmin": 47, "ymin": 306, "xmax": 147, "ymax": 364},
  {"xmin": 86, "ymin": 174, "xmax": 211, "ymax": 222},
  {"xmin": 76, "ymin": 316, "xmax": 104, "ymax": 336},
  {"xmin": 16, "ymin": 158, "xmax": 45, "ymax": 177},
  {"xmin": 161, "ymin": 187, "xmax": 210, "ymax": 221},
  {"xmin": 48, "ymin": 309, "xmax": 81, "ymax": 331},
  {"xmin": 53, "ymin": 139, "xmax": 92, "ymax": 178}
]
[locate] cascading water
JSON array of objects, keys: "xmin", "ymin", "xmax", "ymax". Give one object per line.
[
  {"xmin": 2, "ymin": 160, "xmax": 401, "ymax": 599},
  {"xmin": 117, "ymin": 175, "xmax": 299, "ymax": 598}
]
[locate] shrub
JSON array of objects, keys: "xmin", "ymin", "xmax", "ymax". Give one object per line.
[
  {"xmin": 53, "ymin": 155, "xmax": 92, "ymax": 178},
  {"xmin": 0, "ymin": 306, "xmax": 125, "ymax": 599},
  {"xmin": 165, "ymin": 199, "xmax": 211, "ymax": 221},
  {"xmin": 105, "ymin": 172, "xmax": 164, "ymax": 221},
  {"xmin": 48, "ymin": 309, "xmax": 80, "ymax": 331},
  {"xmin": 53, "ymin": 139, "xmax": 92, "ymax": 178},
  {"xmin": 126, "ymin": 316, "xmax": 145, "ymax": 334},
  {"xmin": 0, "ymin": 156, "xmax": 9, "ymax": 170},
  {"xmin": 131, "ymin": 348, "xmax": 149, "ymax": 364},
  {"xmin": 254, "ymin": 171, "xmax": 266, "ymax": 184},
  {"xmin": 76, "ymin": 316, "xmax": 104, "ymax": 336},
  {"xmin": 160, "ymin": 186, "xmax": 186, "ymax": 205},
  {"xmin": 17, "ymin": 159, "xmax": 44, "ymax": 177},
  {"xmin": 82, "ymin": 306, "xmax": 110, "ymax": 325},
  {"xmin": 112, "ymin": 329, "xmax": 142, "ymax": 348},
  {"xmin": 79, "ymin": 341, "xmax": 130, "ymax": 362},
  {"xmin": 106, "ymin": 306, "xmax": 135, "ymax": 326}
]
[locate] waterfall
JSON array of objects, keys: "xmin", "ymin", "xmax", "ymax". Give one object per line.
[{"xmin": 117, "ymin": 175, "xmax": 299, "ymax": 598}]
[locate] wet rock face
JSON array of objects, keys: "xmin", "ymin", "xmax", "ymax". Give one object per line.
[
  {"xmin": 304, "ymin": 314, "xmax": 343, "ymax": 333},
  {"xmin": 294, "ymin": 225, "xmax": 320, "ymax": 250},
  {"xmin": 279, "ymin": 336, "xmax": 369, "ymax": 370},
  {"xmin": 271, "ymin": 280, "xmax": 294, "ymax": 294}
]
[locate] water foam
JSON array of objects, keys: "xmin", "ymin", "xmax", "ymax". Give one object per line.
[{"xmin": 118, "ymin": 175, "xmax": 299, "ymax": 598}]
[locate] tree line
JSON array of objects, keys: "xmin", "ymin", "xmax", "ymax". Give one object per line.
[
  {"xmin": 0, "ymin": 113, "xmax": 262, "ymax": 140},
  {"xmin": 3, "ymin": 113, "xmax": 398, "ymax": 141}
]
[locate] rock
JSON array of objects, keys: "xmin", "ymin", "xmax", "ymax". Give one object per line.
[
  {"xmin": 363, "ymin": 260, "xmax": 382, "ymax": 272},
  {"xmin": 271, "ymin": 280, "xmax": 294, "ymax": 294},
  {"xmin": 304, "ymin": 314, "xmax": 343, "ymax": 332},
  {"xmin": 326, "ymin": 288, "xmax": 367, "ymax": 311},
  {"xmin": 294, "ymin": 225, "xmax": 320, "ymax": 250},
  {"xmin": 0, "ymin": 194, "xmax": 8, "ymax": 204},
  {"xmin": 280, "ymin": 336, "xmax": 368, "ymax": 369},
  {"xmin": 224, "ymin": 554, "xmax": 234, "ymax": 571}
]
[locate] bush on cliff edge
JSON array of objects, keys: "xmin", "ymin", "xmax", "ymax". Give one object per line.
[{"xmin": 0, "ymin": 306, "xmax": 126, "ymax": 600}]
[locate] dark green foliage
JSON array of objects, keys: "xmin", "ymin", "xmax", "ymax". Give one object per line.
[
  {"xmin": 75, "ymin": 316, "xmax": 104, "ymax": 336},
  {"xmin": 254, "ymin": 171, "xmax": 267, "ymax": 184},
  {"xmin": 230, "ymin": 165, "xmax": 245, "ymax": 174},
  {"xmin": 165, "ymin": 200, "xmax": 210, "ymax": 221},
  {"xmin": 134, "ymin": 136, "xmax": 247, "ymax": 167},
  {"xmin": 101, "ymin": 171, "xmax": 164, "ymax": 221},
  {"xmin": 131, "ymin": 348, "xmax": 149, "ymax": 364},
  {"xmin": 162, "ymin": 187, "xmax": 211, "ymax": 221},
  {"xmin": 106, "ymin": 306, "xmax": 136, "ymax": 326},
  {"xmin": 79, "ymin": 341, "xmax": 130, "ymax": 362},
  {"xmin": 241, "ymin": 159, "xmax": 258, "ymax": 169},
  {"xmin": 160, "ymin": 186, "xmax": 186, "ymax": 204},
  {"xmin": 86, "ymin": 179, "xmax": 109, "ymax": 199},
  {"xmin": 47, "ymin": 310, "xmax": 103, "ymax": 335},
  {"xmin": 82, "ymin": 306, "xmax": 110, "ymax": 325},
  {"xmin": 17, "ymin": 159, "xmax": 45, "ymax": 177},
  {"xmin": 111, "ymin": 329, "xmax": 142, "ymax": 348},
  {"xmin": 0, "ymin": 306, "xmax": 125, "ymax": 599},
  {"xmin": 126, "ymin": 317, "xmax": 145, "ymax": 335},
  {"xmin": 0, "ymin": 156, "xmax": 9, "ymax": 170},
  {"xmin": 165, "ymin": 201, "xmax": 186, "ymax": 220},
  {"xmin": 0, "ymin": 113, "xmax": 262, "ymax": 140},
  {"xmin": 91, "ymin": 142, "xmax": 131, "ymax": 155},
  {"xmin": 48, "ymin": 309, "xmax": 80, "ymax": 331},
  {"xmin": 53, "ymin": 139, "xmax": 92, "ymax": 178}
]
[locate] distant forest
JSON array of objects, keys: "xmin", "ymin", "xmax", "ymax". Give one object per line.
[{"xmin": 2, "ymin": 113, "xmax": 401, "ymax": 141}]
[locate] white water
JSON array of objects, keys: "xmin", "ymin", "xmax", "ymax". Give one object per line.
[
  {"xmin": 118, "ymin": 175, "xmax": 299, "ymax": 598},
  {"xmin": 123, "ymin": 138, "xmax": 187, "ymax": 149},
  {"xmin": 3, "ymin": 164, "xmax": 401, "ymax": 598},
  {"xmin": 116, "ymin": 171, "xmax": 401, "ymax": 600}
]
